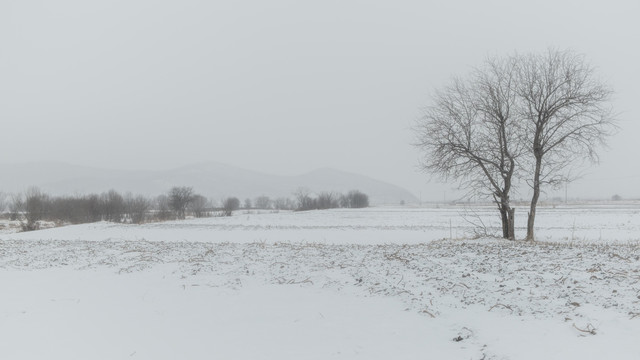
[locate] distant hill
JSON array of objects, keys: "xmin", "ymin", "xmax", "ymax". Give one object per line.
[{"xmin": 0, "ymin": 162, "xmax": 418, "ymax": 205}]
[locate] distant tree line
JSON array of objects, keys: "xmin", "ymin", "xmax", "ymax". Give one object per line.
[
  {"xmin": 0, "ymin": 187, "xmax": 370, "ymax": 231},
  {"xmin": 0, "ymin": 186, "xmax": 218, "ymax": 231},
  {"xmin": 238, "ymin": 190, "xmax": 368, "ymax": 211},
  {"xmin": 292, "ymin": 189, "xmax": 369, "ymax": 211}
]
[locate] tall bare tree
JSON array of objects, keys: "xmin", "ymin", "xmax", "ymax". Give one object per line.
[
  {"xmin": 415, "ymin": 56, "xmax": 523, "ymax": 239},
  {"xmin": 516, "ymin": 49, "xmax": 615, "ymax": 240}
]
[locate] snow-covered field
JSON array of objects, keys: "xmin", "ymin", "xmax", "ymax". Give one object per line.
[{"xmin": 1, "ymin": 205, "xmax": 639, "ymax": 359}]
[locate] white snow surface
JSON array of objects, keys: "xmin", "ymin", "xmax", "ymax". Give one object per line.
[
  {"xmin": 1, "ymin": 206, "xmax": 639, "ymax": 359},
  {"xmin": 4, "ymin": 204, "xmax": 640, "ymax": 244}
]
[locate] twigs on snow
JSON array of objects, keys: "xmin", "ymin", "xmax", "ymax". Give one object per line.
[
  {"xmin": 420, "ymin": 308, "xmax": 436, "ymax": 318},
  {"xmin": 459, "ymin": 207, "xmax": 499, "ymax": 239},
  {"xmin": 488, "ymin": 303, "xmax": 513, "ymax": 313},
  {"xmin": 384, "ymin": 249, "xmax": 412, "ymax": 264},
  {"xmin": 276, "ymin": 277, "xmax": 313, "ymax": 285},
  {"xmin": 572, "ymin": 323, "xmax": 597, "ymax": 335}
]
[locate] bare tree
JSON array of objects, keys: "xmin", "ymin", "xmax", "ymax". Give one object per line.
[
  {"xmin": 85, "ymin": 194, "xmax": 102, "ymax": 222},
  {"xmin": 316, "ymin": 192, "xmax": 339, "ymax": 209},
  {"xmin": 345, "ymin": 190, "xmax": 369, "ymax": 209},
  {"xmin": 154, "ymin": 194, "xmax": 174, "ymax": 221},
  {"xmin": 49, "ymin": 195, "xmax": 77, "ymax": 224},
  {"xmin": 9, "ymin": 193, "xmax": 24, "ymax": 221},
  {"xmin": 189, "ymin": 194, "xmax": 209, "ymax": 218},
  {"xmin": 0, "ymin": 192, "xmax": 7, "ymax": 215},
  {"xmin": 243, "ymin": 198, "xmax": 252, "ymax": 209},
  {"xmin": 254, "ymin": 195, "xmax": 272, "ymax": 209},
  {"xmin": 294, "ymin": 187, "xmax": 315, "ymax": 211},
  {"xmin": 273, "ymin": 197, "xmax": 294, "ymax": 210},
  {"xmin": 222, "ymin": 197, "xmax": 240, "ymax": 216},
  {"xmin": 22, "ymin": 187, "xmax": 49, "ymax": 231},
  {"xmin": 415, "ymin": 55, "xmax": 522, "ymax": 239},
  {"xmin": 126, "ymin": 194, "xmax": 151, "ymax": 224},
  {"xmin": 101, "ymin": 189, "xmax": 125, "ymax": 223},
  {"xmin": 168, "ymin": 186, "xmax": 194, "ymax": 219},
  {"xmin": 516, "ymin": 49, "xmax": 615, "ymax": 240}
]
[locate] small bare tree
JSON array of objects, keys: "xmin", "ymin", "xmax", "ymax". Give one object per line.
[
  {"xmin": 243, "ymin": 198, "xmax": 252, "ymax": 209},
  {"xmin": 345, "ymin": 190, "xmax": 369, "ymax": 209},
  {"xmin": 154, "ymin": 194, "xmax": 174, "ymax": 221},
  {"xmin": 85, "ymin": 194, "xmax": 102, "ymax": 222},
  {"xmin": 415, "ymin": 56, "xmax": 522, "ymax": 239},
  {"xmin": 222, "ymin": 197, "xmax": 240, "ymax": 216},
  {"xmin": 316, "ymin": 192, "xmax": 338, "ymax": 209},
  {"xmin": 126, "ymin": 194, "xmax": 151, "ymax": 224},
  {"xmin": 254, "ymin": 196, "xmax": 272, "ymax": 209},
  {"xmin": 189, "ymin": 194, "xmax": 209, "ymax": 218},
  {"xmin": 168, "ymin": 186, "xmax": 194, "ymax": 219},
  {"xmin": 273, "ymin": 197, "xmax": 294, "ymax": 210},
  {"xmin": 294, "ymin": 187, "xmax": 315, "ymax": 211},
  {"xmin": 0, "ymin": 192, "xmax": 7, "ymax": 215},
  {"xmin": 22, "ymin": 187, "xmax": 49, "ymax": 231},
  {"xmin": 100, "ymin": 189, "xmax": 125, "ymax": 223},
  {"xmin": 9, "ymin": 193, "xmax": 24, "ymax": 221},
  {"xmin": 516, "ymin": 49, "xmax": 615, "ymax": 240}
]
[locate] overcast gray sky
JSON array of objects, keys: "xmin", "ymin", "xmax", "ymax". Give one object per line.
[{"xmin": 1, "ymin": 0, "xmax": 638, "ymax": 201}]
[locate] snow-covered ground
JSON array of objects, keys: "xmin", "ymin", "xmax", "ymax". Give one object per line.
[
  {"xmin": 4, "ymin": 204, "xmax": 640, "ymax": 243},
  {"xmin": 1, "ymin": 206, "xmax": 639, "ymax": 359}
]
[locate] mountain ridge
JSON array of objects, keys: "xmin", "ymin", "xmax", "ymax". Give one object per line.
[{"xmin": 0, "ymin": 161, "xmax": 419, "ymax": 205}]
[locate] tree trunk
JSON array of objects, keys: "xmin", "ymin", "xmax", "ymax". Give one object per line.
[
  {"xmin": 499, "ymin": 205, "xmax": 509, "ymax": 239},
  {"xmin": 499, "ymin": 198, "xmax": 515, "ymax": 240},
  {"xmin": 527, "ymin": 155, "xmax": 543, "ymax": 241},
  {"xmin": 507, "ymin": 207, "xmax": 515, "ymax": 240}
]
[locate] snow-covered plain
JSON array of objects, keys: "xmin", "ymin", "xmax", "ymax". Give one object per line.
[{"xmin": 1, "ymin": 205, "xmax": 639, "ymax": 359}]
